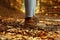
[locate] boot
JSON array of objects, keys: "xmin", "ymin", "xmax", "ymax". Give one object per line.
[{"xmin": 24, "ymin": 17, "xmax": 36, "ymax": 28}]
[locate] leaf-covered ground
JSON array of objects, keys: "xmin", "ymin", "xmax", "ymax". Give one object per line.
[{"xmin": 0, "ymin": 18, "xmax": 59, "ymax": 40}]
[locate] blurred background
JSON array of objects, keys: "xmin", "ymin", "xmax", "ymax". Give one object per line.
[{"xmin": 0, "ymin": 0, "xmax": 60, "ymax": 16}]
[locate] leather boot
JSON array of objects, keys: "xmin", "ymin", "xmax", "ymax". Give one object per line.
[{"xmin": 24, "ymin": 17, "xmax": 36, "ymax": 28}]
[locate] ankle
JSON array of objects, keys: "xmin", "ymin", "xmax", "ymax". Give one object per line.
[{"xmin": 25, "ymin": 17, "xmax": 33, "ymax": 20}]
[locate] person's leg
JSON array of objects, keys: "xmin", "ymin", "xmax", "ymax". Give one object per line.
[
  {"xmin": 25, "ymin": 0, "xmax": 36, "ymax": 17},
  {"xmin": 24, "ymin": 0, "xmax": 36, "ymax": 26}
]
